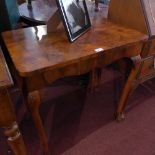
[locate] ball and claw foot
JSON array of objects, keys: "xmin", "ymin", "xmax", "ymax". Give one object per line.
[{"xmin": 115, "ymin": 112, "xmax": 125, "ymax": 122}]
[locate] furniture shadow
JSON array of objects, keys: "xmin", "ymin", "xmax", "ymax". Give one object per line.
[{"xmin": 20, "ymin": 71, "xmax": 120, "ymax": 155}]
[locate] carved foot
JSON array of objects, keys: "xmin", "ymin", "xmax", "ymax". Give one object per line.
[
  {"xmin": 115, "ymin": 112, "xmax": 125, "ymax": 122},
  {"xmin": 115, "ymin": 56, "xmax": 142, "ymax": 122}
]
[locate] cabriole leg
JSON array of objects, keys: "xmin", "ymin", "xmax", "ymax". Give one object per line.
[
  {"xmin": 115, "ymin": 56, "xmax": 142, "ymax": 121},
  {"xmin": 26, "ymin": 91, "xmax": 48, "ymax": 155}
]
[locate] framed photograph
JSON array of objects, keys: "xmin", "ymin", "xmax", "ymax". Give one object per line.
[{"xmin": 56, "ymin": 0, "xmax": 91, "ymax": 42}]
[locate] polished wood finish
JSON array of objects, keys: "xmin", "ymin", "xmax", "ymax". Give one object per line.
[
  {"xmin": 115, "ymin": 56, "xmax": 142, "ymax": 121},
  {"xmin": 108, "ymin": 0, "xmax": 148, "ymax": 34},
  {"xmin": 108, "ymin": 0, "xmax": 155, "ymax": 120},
  {"xmin": 3, "ymin": 23, "xmax": 147, "ymax": 77},
  {"xmin": 141, "ymin": 39, "xmax": 155, "ymax": 57},
  {"xmin": 0, "ymin": 48, "xmax": 28, "ymax": 155},
  {"xmin": 2, "ymin": 7, "xmax": 148, "ymax": 154},
  {"xmin": 139, "ymin": 56, "xmax": 155, "ymax": 78},
  {"xmin": 116, "ymin": 55, "xmax": 155, "ymax": 121},
  {"xmin": 0, "ymin": 49, "xmax": 13, "ymax": 88}
]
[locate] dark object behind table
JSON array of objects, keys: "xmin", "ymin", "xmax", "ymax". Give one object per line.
[
  {"xmin": 0, "ymin": 0, "xmax": 20, "ymax": 32},
  {"xmin": 56, "ymin": 0, "xmax": 91, "ymax": 42}
]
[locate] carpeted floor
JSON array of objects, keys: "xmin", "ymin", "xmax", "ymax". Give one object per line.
[{"xmin": 1, "ymin": 68, "xmax": 155, "ymax": 155}]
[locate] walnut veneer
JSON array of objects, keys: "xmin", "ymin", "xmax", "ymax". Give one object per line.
[
  {"xmin": 108, "ymin": 0, "xmax": 155, "ymax": 120},
  {"xmin": 2, "ymin": 6, "xmax": 148, "ymax": 155},
  {"xmin": 0, "ymin": 47, "xmax": 27, "ymax": 155}
]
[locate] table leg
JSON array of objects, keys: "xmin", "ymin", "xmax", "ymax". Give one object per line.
[
  {"xmin": 0, "ymin": 89, "xmax": 28, "ymax": 155},
  {"xmin": 89, "ymin": 68, "xmax": 102, "ymax": 92},
  {"xmin": 115, "ymin": 56, "xmax": 142, "ymax": 121},
  {"xmin": 95, "ymin": 0, "xmax": 99, "ymax": 11},
  {"xmin": 26, "ymin": 91, "xmax": 48, "ymax": 155},
  {"xmin": 27, "ymin": 0, "xmax": 32, "ymax": 9}
]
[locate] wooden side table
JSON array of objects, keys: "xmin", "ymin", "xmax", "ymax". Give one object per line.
[
  {"xmin": 0, "ymin": 48, "xmax": 28, "ymax": 155},
  {"xmin": 2, "ymin": 8, "xmax": 148, "ymax": 155},
  {"xmin": 108, "ymin": 0, "xmax": 155, "ymax": 120}
]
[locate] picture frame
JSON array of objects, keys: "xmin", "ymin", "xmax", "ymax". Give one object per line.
[{"xmin": 56, "ymin": 0, "xmax": 91, "ymax": 42}]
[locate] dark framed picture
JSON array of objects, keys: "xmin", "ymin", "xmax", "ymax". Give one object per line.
[{"xmin": 56, "ymin": 0, "xmax": 91, "ymax": 42}]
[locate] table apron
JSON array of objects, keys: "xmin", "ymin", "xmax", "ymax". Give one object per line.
[{"xmin": 24, "ymin": 42, "xmax": 142, "ymax": 92}]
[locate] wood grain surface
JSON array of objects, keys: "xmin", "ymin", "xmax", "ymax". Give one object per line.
[
  {"xmin": 0, "ymin": 48, "xmax": 13, "ymax": 88},
  {"xmin": 1, "ymin": 5, "xmax": 149, "ymax": 154},
  {"xmin": 2, "ymin": 16, "xmax": 148, "ymax": 77}
]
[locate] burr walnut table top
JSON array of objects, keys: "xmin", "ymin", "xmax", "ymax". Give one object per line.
[
  {"xmin": 0, "ymin": 48, "xmax": 13, "ymax": 88},
  {"xmin": 0, "ymin": 8, "xmax": 149, "ymax": 155},
  {"xmin": 2, "ymin": 10, "xmax": 148, "ymax": 77}
]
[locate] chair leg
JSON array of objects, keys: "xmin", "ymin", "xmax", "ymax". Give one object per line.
[
  {"xmin": 0, "ymin": 89, "xmax": 28, "ymax": 155},
  {"xmin": 95, "ymin": 0, "xmax": 99, "ymax": 11},
  {"xmin": 115, "ymin": 56, "xmax": 142, "ymax": 121},
  {"xmin": 26, "ymin": 91, "xmax": 49, "ymax": 155}
]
